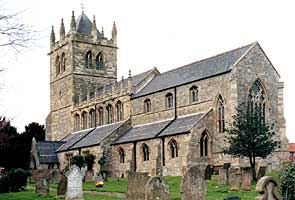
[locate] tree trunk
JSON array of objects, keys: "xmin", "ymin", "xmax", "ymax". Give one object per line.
[{"xmin": 249, "ymin": 156, "xmax": 257, "ymax": 181}]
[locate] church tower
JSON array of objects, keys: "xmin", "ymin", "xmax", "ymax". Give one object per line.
[{"xmin": 46, "ymin": 11, "xmax": 118, "ymax": 141}]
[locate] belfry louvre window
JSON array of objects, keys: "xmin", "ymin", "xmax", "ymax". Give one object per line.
[
  {"xmin": 190, "ymin": 86, "xmax": 198, "ymax": 103},
  {"xmin": 144, "ymin": 99, "xmax": 151, "ymax": 113},
  {"xmin": 96, "ymin": 52, "xmax": 104, "ymax": 70},
  {"xmin": 74, "ymin": 114, "xmax": 80, "ymax": 131},
  {"xmin": 200, "ymin": 131, "xmax": 209, "ymax": 157},
  {"xmin": 165, "ymin": 93, "xmax": 174, "ymax": 109},
  {"xmin": 82, "ymin": 111, "xmax": 87, "ymax": 130},
  {"xmin": 248, "ymin": 80, "xmax": 266, "ymax": 123},
  {"xmin": 98, "ymin": 107, "xmax": 104, "ymax": 126},
  {"xmin": 119, "ymin": 147, "xmax": 125, "ymax": 163},
  {"xmin": 116, "ymin": 101, "xmax": 123, "ymax": 122},
  {"xmin": 85, "ymin": 51, "xmax": 92, "ymax": 68},
  {"xmin": 142, "ymin": 143, "xmax": 149, "ymax": 161},
  {"xmin": 56, "ymin": 56, "xmax": 60, "ymax": 75},
  {"xmin": 217, "ymin": 96, "xmax": 225, "ymax": 133},
  {"xmin": 89, "ymin": 109, "xmax": 95, "ymax": 128},
  {"xmin": 106, "ymin": 104, "xmax": 113, "ymax": 124},
  {"xmin": 170, "ymin": 139, "xmax": 178, "ymax": 158},
  {"xmin": 61, "ymin": 53, "xmax": 66, "ymax": 73}
]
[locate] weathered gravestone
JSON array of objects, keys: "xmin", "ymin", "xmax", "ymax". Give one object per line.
[
  {"xmin": 241, "ymin": 167, "xmax": 252, "ymax": 191},
  {"xmin": 57, "ymin": 173, "xmax": 67, "ymax": 196},
  {"xmin": 205, "ymin": 165, "xmax": 212, "ymax": 180},
  {"xmin": 228, "ymin": 166, "xmax": 242, "ymax": 191},
  {"xmin": 257, "ymin": 165, "xmax": 267, "ymax": 180},
  {"xmin": 219, "ymin": 163, "xmax": 231, "ymax": 185},
  {"xmin": 84, "ymin": 170, "xmax": 94, "ymax": 182},
  {"xmin": 255, "ymin": 176, "xmax": 282, "ymax": 200},
  {"xmin": 126, "ymin": 171, "xmax": 150, "ymax": 200},
  {"xmin": 66, "ymin": 165, "xmax": 84, "ymax": 200},
  {"xmin": 145, "ymin": 177, "xmax": 170, "ymax": 200},
  {"xmin": 36, "ymin": 178, "xmax": 49, "ymax": 196},
  {"xmin": 180, "ymin": 164, "xmax": 206, "ymax": 200}
]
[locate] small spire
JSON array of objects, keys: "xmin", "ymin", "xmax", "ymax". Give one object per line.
[
  {"xmin": 121, "ymin": 76, "xmax": 124, "ymax": 81},
  {"xmin": 112, "ymin": 21, "xmax": 117, "ymax": 46},
  {"xmin": 50, "ymin": 26, "xmax": 55, "ymax": 45},
  {"xmin": 101, "ymin": 26, "xmax": 104, "ymax": 37},
  {"xmin": 60, "ymin": 18, "xmax": 65, "ymax": 39},
  {"xmin": 92, "ymin": 15, "xmax": 97, "ymax": 32},
  {"xmin": 128, "ymin": 69, "xmax": 131, "ymax": 78},
  {"xmin": 128, "ymin": 69, "xmax": 132, "ymax": 94},
  {"xmin": 70, "ymin": 11, "xmax": 76, "ymax": 31}
]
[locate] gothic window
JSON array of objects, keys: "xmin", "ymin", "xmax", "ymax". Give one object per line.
[
  {"xmin": 169, "ymin": 139, "xmax": 178, "ymax": 158},
  {"xmin": 61, "ymin": 53, "xmax": 66, "ymax": 73},
  {"xmin": 144, "ymin": 99, "xmax": 151, "ymax": 113},
  {"xmin": 190, "ymin": 86, "xmax": 198, "ymax": 103},
  {"xmin": 98, "ymin": 107, "xmax": 104, "ymax": 126},
  {"xmin": 89, "ymin": 109, "xmax": 95, "ymax": 128},
  {"xmin": 217, "ymin": 96, "xmax": 225, "ymax": 133},
  {"xmin": 56, "ymin": 56, "xmax": 60, "ymax": 75},
  {"xmin": 248, "ymin": 80, "xmax": 266, "ymax": 123},
  {"xmin": 82, "ymin": 111, "xmax": 87, "ymax": 129},
  {"xmin": 116, "ymin": 101, "xmax": 123, "ymax": 122},
  {"xmin": 74, "ymin": 113, "xmax": 80, "ymax": 131},
  {"xmin": 96, "ymin": 52, "xmax": 104, "ymax": 70},
  {"xmin": 85, "ymin": 51, "xmax": 92, "ymax": 68},
  {"xmin": 119, "ymin": 147, "xmax": 125, "ymax": 163},
  {"xmin": 200, "ymin": 131, "xmax": 209, "ymax": 157},
  {"xmin": 106, "ymin": 104, "xmax": 113, "ymax": 124},
  {"xmin": 142, "ymin": 143, "xmax": 149, "ymax": 161},
  {"xmin": 165, "ymin": 93, "xmax": 174, "ymax": 109}
]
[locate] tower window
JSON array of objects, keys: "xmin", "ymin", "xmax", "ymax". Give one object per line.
[
  {"xmin": 74, "ymin": 113, "xmax": 80, "ymax": 131},
  {"xmin": 106, "ymin": 104, "xmax": 113, "ymax": 124},
  {"xmin": 165, "ymin": 93, "xmax": 174, "ymax": 109},
  {"xmin": 96, "ymin": 52, "xmax": 104, "ymax": 70},
  {"xmin": 144, "ymin": 99, "xmax": 151, "ymax": 113},
  {"xmin": 142, "ymin": 143, "xmax": 149, "ymax": 161},
  {"xmin": 119, "ymin": 147, "xmax": 125, "ymax": 163},
  {"xmin": 116, "ymin": 101, "xmax": 123, "ymax": 122},
  {"xmin": 85, "ymin": 51, "xmax": 92, "ymax": 68},
  {"xmin": 217, "ymin": 96, "xmax": 225, "ymax": 133},
  {"xmin": 200, "ymin": 131, "xmax": 209, "ymax": 157},
  {"xmin": 89, "ymin": 109, "xmax": 95, "ymax": 128},
  {"xmin": 56, "ymin": 56, "xmax": 60, "ymax": 75},
  {"xmin": 98, "ymin": 107, "xmax": 104, "ymax": 126},
  {"xmin": 61, "ymin": 53, "xmax": 66, "ymax": 73},
  {"xmin": 169, "ymin": 139, "xmax": 178, "ymax": 158},
  {"xmin": 82, "ymin": 111, "xmax": 87, "ymax": 130},
  {"xmin": 190, "ymin": 86, "xmax": 198, "ymax": 103}
]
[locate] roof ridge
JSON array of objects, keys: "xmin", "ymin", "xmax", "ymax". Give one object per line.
[{"xmin": 157, "ymin": 42, "xmax": 255, "ymax": 76}]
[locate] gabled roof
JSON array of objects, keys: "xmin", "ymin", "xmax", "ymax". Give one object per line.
[
  {"xmin": 76, "ymin": 11, "xmax": 93, "ymax": 35},
  {"xmin": 36, "ymin": 141, "xmax": 65, "ymax": 164},
  {"xmin": 70, "ymin": 122, "xmax": 125, "ymax": 149},
  {"xmin": 133, "ymin": 43, "xmax": 254, "ymax": 98}
]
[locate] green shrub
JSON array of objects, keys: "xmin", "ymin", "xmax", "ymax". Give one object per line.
[
  {"xmin": 84, "ymin": 154, "xmax": 95, "ymax": 170},
  {"xmin": 279, "ymin": 163, "xmax": 295, "ymax": 200},
  {"xmin": 0, "ymin": 174, "xmax": 9, "ymax": 193},
  {"xmin": 8, "ymin": 168, "xmax": 30, "ymax": 192},
  {"xmin": 71, "ymin": 155, "xmax": 85, "ymax": 169}
]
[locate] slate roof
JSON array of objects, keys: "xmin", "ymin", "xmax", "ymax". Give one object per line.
[
  {"xmin": 158, "ymin": 113, "xmax": 205, "ymax": 137},
  {"xmin": 112, "ymin": 119, "xmax": 173, "ymax": 144},
  {"xmin": 133, "ymin": 43, "xmax": 254, "ymax": 98},
  {"xmin": 36, "ymin": 141, "xmax": 65, "ymax": 164},
  {"xmin": 76, "ymin": 12, "xmax": 93, "ymax": 35},
  {"xmin": 56, "ymin": 128, "xmax": 94, "ymax": 152},
  {"xmin": 70, "ymin": 122, "xmax": 125, "ymax": 149}
]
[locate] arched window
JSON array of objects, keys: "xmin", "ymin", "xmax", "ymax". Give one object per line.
[
  {"xmin": 142, "ymin": 143, "xmax": 149, "ymax": 161},
  {"xmin": 144, "ymin": 99, "xmax": 151, "ymax": 113},
  {"xmin": 61, "ymin": 53, "xmax": 66, "ymax": 73},
  {"xmin": 98, "ymin": 107, "xmax": 104, "ymax": 126},
  {"xmin": 96, "ymin": 52, "xmax": 104, "ymax": 70},
  {"xmin": 169, "ymin": 139, "xmax": 178, "ymax": 158},
  {"xmin": 116, "ymin": 101, "xmax": 123, "ymax": 122},
  {"xmin": 200, "ymin": 131, "xmax": 209, "ymax": 157},
  {"xmin": 74, "ymin": 113, "xmax": 80, "ymax": 131},
  {"xmin": 190, "ymin": 86, "xmax": 198, "ymax": 103},
  {"xmin": 217, "ymin": 96, "xmax": 225, "ymax": 133},
  {"xmin": 89, "ymin": 109, "xmax": 95, "ymax": 128},
  {"xmin": 85, "ymin": 51, "xmax": 92, "ymax": 68},
  {"xmin": 56, "ymin": 56, "xmax": 60, "ymax": 75},
  {"xmin": 119, "ymin": 147, "xmax": 125, "ymax": 163},
  {"xmin": 248, "ymin": 80, "xmax": 266, "ymax": 123},
  {"xmin": 82, "ymin": 111, "xmax": 87, "ymax": 129},
  {"xmin": 165, "ymin": 93, "xmax": 174, "ymax": 109},
  {"xmin": 106, "ymin": 104, "xmax": 113, "ymax": 124}
]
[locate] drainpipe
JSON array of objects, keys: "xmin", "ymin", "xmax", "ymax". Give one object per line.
[
  {"xmin": 133, "ymin": 141, "xmax": 137, "ymax": 172},
  {"xmin": 162, "ymin": 137, "xmax": 165, "ymax": 166},
  {"xmin": 94, "ymin": 104, "xmax": 97, "ymax": 127}
]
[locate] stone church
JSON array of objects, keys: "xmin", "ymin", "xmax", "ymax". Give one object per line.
[{"xmin": 45, "ymin": 10, "xmax": 289, "ymax": 177}]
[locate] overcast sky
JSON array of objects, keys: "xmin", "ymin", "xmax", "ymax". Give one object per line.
[{"xmin": 1, "ymin": 0, "xmax": 294, "ymax": 141}]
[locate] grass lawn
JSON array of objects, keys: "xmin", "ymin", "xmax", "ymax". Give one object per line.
[{"xmin": 0, "ymin": 175, "xmax": 259, "ymax": 200}]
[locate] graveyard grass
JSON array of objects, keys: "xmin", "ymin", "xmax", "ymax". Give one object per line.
[{"xmin": 0, "ymin": 175, "xmax": 258, "ymax": 200}]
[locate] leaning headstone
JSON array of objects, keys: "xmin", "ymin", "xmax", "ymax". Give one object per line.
[
  {"xmin": 66, "ymin": 165, "xmax": 84, "ymax": 200},
  {"xmin": 255, "ymin": 176, "xmax": 282, "ymax": 200},
  {"xmin": 36, "ymin": 178, "xmax": 49, "ymax": 196},
  {"xmin": 241, "ymin": 167, "xmax": 252, "ymax": 191},
  {"xmin": 57, "ymin": 174, "xmax": 67, "ymax": 197},
  {"xmin": 145, "ymin": 176, "xmax": 170, "ymax": 200},
  {"xmin": 256, "ymin": 166, "xmax": 267, "ymax": 180},
  {"xmin": 219, "ymin": 168, "xmax": 229, "ymax": 185},
  {"xmin": 205, "ymin": 165, "xmax": 212, "ymax": 180},
  {"xmin": 180, "ymin": 163, "xmax": 206, "ymax": 200},
  {"xmin": 228, "ymin": 166, "xmax": 242, "ymax": 191}
]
